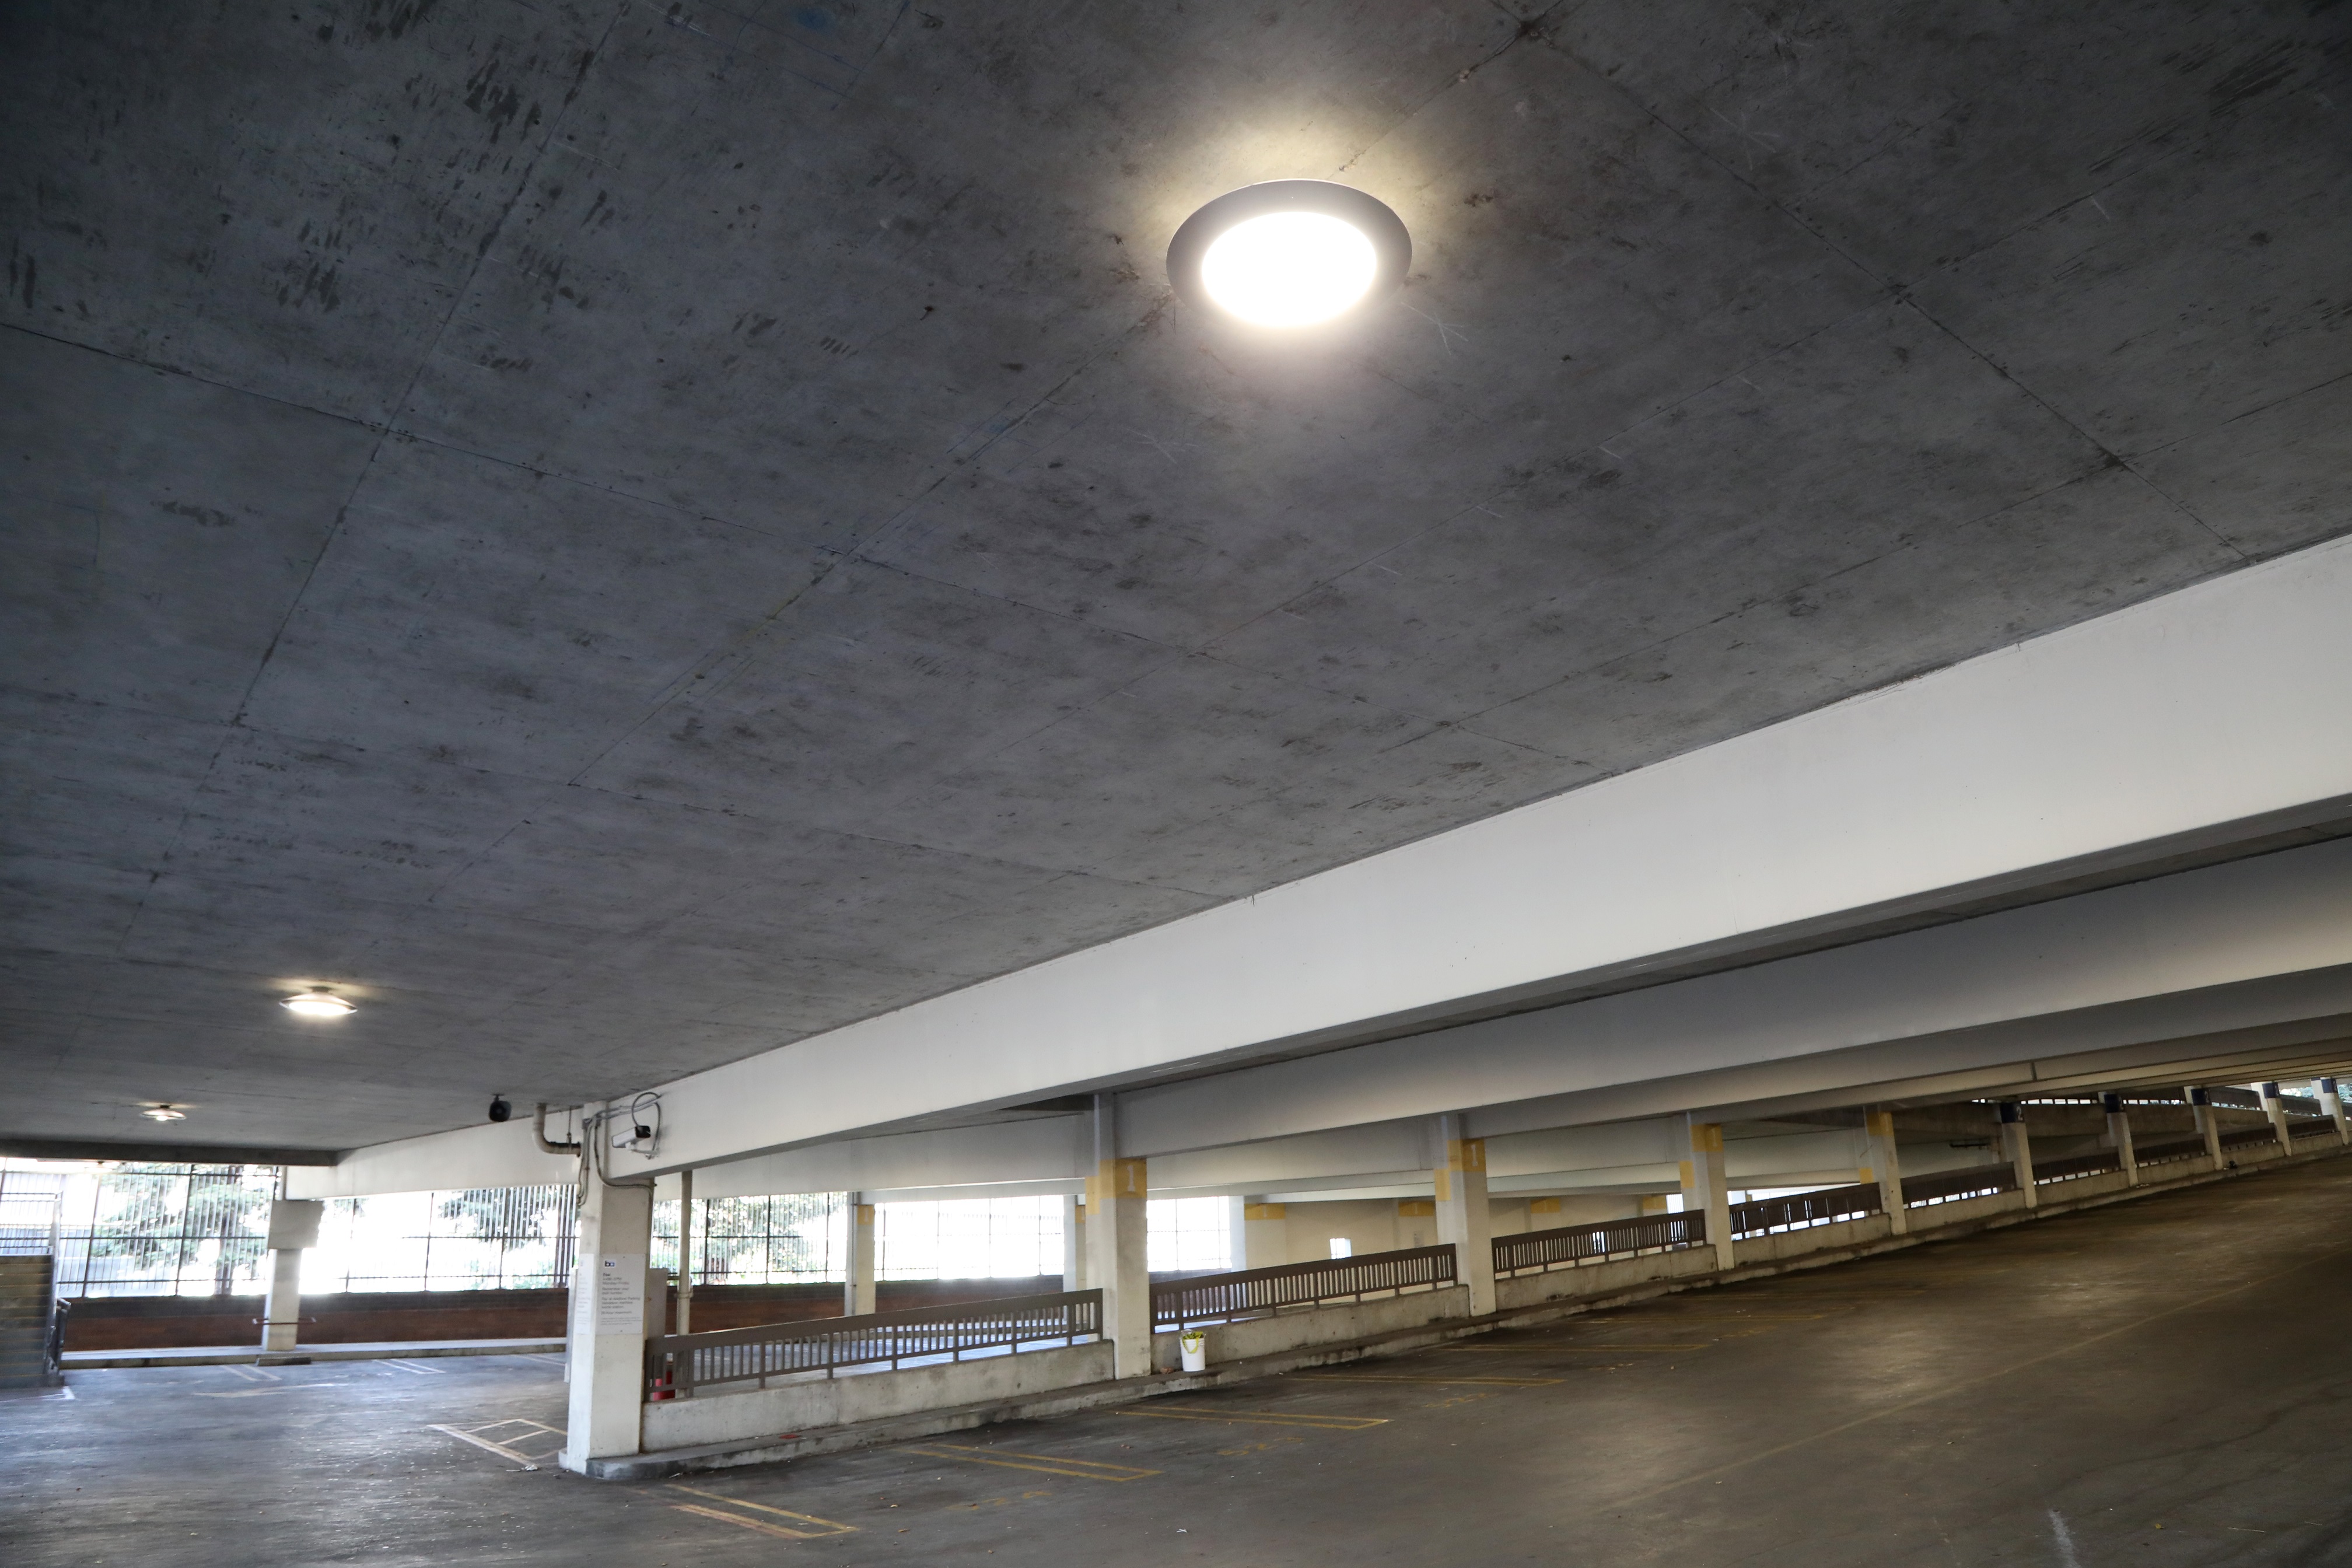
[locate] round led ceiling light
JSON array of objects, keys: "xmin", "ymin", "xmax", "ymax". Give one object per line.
[
  {"xmin": 1168, "ymin": 181, "xmax": 1410, "ymax": 328},
  {"xmin": 282, "ymin": 986, "xmax": 356, "ymax": 1019},
  {"xmin": 142, "ymin": 1104, "xmax": 187, "ymax": 1122}
]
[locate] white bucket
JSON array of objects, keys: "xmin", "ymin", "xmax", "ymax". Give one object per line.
[{"xmin": 1179, "ymin": 1329, "xmax": 1208, "ymax": 1373}]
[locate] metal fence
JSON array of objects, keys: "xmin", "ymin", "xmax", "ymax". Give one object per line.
[
  {"xmin": 1730, "ymin": 1182, "xmax": 1880, "ymax": 1237},
  {"xmin": 1493, "ymin": 1214, "xmax": 1705, "ymax": 1277},
  {"xmin": 1901, "ymin": 1164, "xmax": 2017, "ymax": 1207},
  {"xmin": 2218, "ymin": 1124, "xmax": 2287, "ymax": 1152},
  {"xmin": 2132, "ymin": 1135, "xmax": 2210, "ymax": 1170},
  {"xmin": 2031, "ymin": 1150, "xmax": 2123, "ymax": 1185},
  {"xmin": 1152, "ymin": 1245, "xmax": 1458, "ymax": 1325},
  {"xmin": 645, "ymin": 1289, "xmax": 1102, "ymax": 1399}
]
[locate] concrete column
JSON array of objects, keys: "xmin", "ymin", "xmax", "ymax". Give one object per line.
[
  {"xmin": 2322, "ymin": 1078, "xmax": 2350, "ymax": 1144},
  {"xmin": 2261, "ymin": 1082, "xmax": 2293, "ymax": 1156},
  {"xmin": 1999, "ymin": 1102, "xmax": 2038, "ymax": 1208},
  {"xmin": 1087, "ymin": 1094, "xmax": 1152, "ymax": 1377},
  {"xmin": 260, "ymin": 1199, "xmax": 321, "ymax": 1354},
  {"xmin": 676, "ymin": 1168, "xmax": 695, "ymax": 1335},
  {"xmin": 844, "ymin": 1193, "xmax": 877, "ymax": 1317},
  {"xmin": 1060, "ymin": 1194, "xmax": 1087, "ymax": 1292},
  {"xmin": 1679, "ymin": 1115, "xmax": 1737, "ymax": 1270},
  {"xmin": 2103, "ymin": 1093, "xmax": 2139, "ymax": 1186},
  {"xmin": 1238, "ymin": 1202, "xmax": 1287, "ymax": 1269},
  {"xmin": 561, "ymin": 1171, "xmax": 654, "ymax": 1473},
  {"xmin": 1526, "ymin": 1196, "xmax": 1563, "ymax": 1233},
  {"xmin": 1861, "ymin": 1107, "xmax": 1906, "ymax": 1236},
  {"xmin": 1432, "ymin": 1114, "xmax": 1496, "ymax": 1315},
  {"xmin": 2189, "ymin": 1087, "xmax": 2223, "ymax": 1168}
]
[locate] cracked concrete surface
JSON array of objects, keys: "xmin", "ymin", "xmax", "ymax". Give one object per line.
[{"xmin": 2, "ymin": 2, "xmax": 2347, "ymax": 1149}]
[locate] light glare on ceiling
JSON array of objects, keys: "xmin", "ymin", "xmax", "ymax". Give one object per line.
[
  {"xmin": 282, "ymin": 987, "xmax": 356, "ymax": 1019},
  {"xmin": 1199, "ymin": 211, "xmax": 1379, "ymax": 327},
  {"xmin": 142, "ymin": 1105, "xmax": 187, "ymax": 1122}
]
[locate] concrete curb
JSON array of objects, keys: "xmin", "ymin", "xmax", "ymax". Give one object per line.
[{"xmin": 586, "ymin": 1139, "xmax": 2352, "ymax": 1479}]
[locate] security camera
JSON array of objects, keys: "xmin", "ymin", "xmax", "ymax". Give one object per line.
[{"xmin": 488, "ymin": 1095, "xmax": 513, "ymax": 1124}]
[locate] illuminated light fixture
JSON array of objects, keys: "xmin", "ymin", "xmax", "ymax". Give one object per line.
[
  {"xmin": 142, "ymin": 1105, "xmax": 187, "ymax": 1122},
  {"xmin": 282, "ymin": 986, "xmax": 356, "ymax": 1019},
  {"xmin": 1167, "ymin": 181, "xmax": 1410, "ymax": 328}
]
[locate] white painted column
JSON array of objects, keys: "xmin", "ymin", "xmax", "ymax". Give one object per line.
[
  {"xmin": 2189, "ymin": 1087, "xmax": 2224, "ymax": 1168},
  {"xmin": 1432, "ymin": 1114, "xmax": 1496, "ymax": 1315},
  {"xmin": 2322, "ymin": 1078, "xmax": 2350, "ymax": 1144},
  {"xmin": 260, "ymin": 1199, "xmax": 321, "ymax": 1354},
  {"xmin": 561, "ymin": 1172, "xmax": 654, "ymax": 1473},
  {"xmin": 1862, "ymin": 1108, "xmax": 1906, "ymax": 1236},
  {"xmin": 1680, "ymin": 1116, "xmax": 1737, "ymax": 1270},
  {"xmin": 844, "ymin": 1193, "xmax": 877, "ymax": 1317},
  {"xmin": 1087, "ymin": 1094, "xmax": 1152, "ymax": 1377},
  {"xmin": 2261, "ymin": 1082, "xmax": 2293, "ymax": 1156},
  {"xmin": 1238, "ymin": 1202, "xmax": 1287, "ymax": 1269},
  {"xmin": 2000, "ymin": 1102, "xmax": 2038, "ymax": 1209},
  {"xmin": 676, "ymin": 1168, "xmax": 695, "ymax": 1335},
  {"xmin": 1060, "ymin": 1194, "xmax": 1087, "ymax": 1292},
  {"xmin": 2103, "ymin": 1093, "xmax": 2139, "ymax": 1186}
]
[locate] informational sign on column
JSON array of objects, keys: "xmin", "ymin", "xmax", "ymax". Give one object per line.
[{"xmin": 594, "ymin": 1253, "xmax": 648, "ymax": 1335}]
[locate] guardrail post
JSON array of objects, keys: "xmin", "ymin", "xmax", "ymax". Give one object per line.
[
  {"xmin": 844, "ymin": 1194, "xmax": 877, "ymax": 1317},
  {"xmin": 1999, "ymin": 1102, "xmax": 2037, "ymax": 1209},
  {"xmin": 562, "ymin": 1170, "xmax": 653, "ymax": 1473},
  {"xmin": 2188, "ymin": 1087, "xmax": 2222, "ymax": 1167},
  {"xmin": 1089, "ymin": 1094, "xmax": 1153, "ymax": 1376},
  {"xmin": 2323, "ymin": 1079, "xmax": 2351, "ymax": 1146},
  {"xmin": 1433, "ymin": 1115, "xmax": 1494, "ymax": 1315},
  {"xmin": 2102, "ymin": 1093, "xmax": 2140, "ymax": 1185},
  {"xmin": 1862, "ymin": 1108, "xmax": 1906, "ymax": 1236},
  {"xmin": 1681, "ymin": 1116, "xmax": 1737, "ymax": 1270}
]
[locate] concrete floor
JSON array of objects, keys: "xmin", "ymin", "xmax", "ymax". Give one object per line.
[{"xmin": 9, "ymin": 1160, "xmax": 2352, "ymax": 1567}]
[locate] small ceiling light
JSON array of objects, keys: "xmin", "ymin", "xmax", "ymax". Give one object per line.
[
  {"xmin": 142, "ymin": 1105, "xmax": 187, "ymax": 1122},
  {"xmin": 1168, "ymin": 181, "xmax": 1410, "ymax": 328},
  {"xmin": 282, "ymin": 987, "xmax": 356, "ymax": 1019}
]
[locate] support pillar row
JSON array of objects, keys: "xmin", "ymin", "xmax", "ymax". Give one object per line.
[
  {"xmin": 2323, "ymin": 1078, "xmax": 2350, "ymax": 1146},
  {"xmin": 2189, "ymin": 1087, "xmax": 2223, "ymax": 1168},
  {"xmin": 2103, "ymin": 1093, "xmax": 2139, "ymax": 1186},
  {"xmin": 260, "ymin": 1199, "xmax": 321, "ymax": 1354},
  {"xmin": 2262, "ymin": 1082, "xmax": 2293, "ymax": 1156},
  {"xmin": 561, "ymin": 1171, "xmax": 653, "ymax": 1473},
  {"xmin": 844, "ymin": 1194, "xmax": 877, "ymax": 1317}
]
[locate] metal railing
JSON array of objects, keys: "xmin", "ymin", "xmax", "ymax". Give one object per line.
[
  {"xmin": 2032, "ymin": 1149, "xmax": 2122, "ymax": 1185},
  {"xmin": 1152, "ymin": 1245, "xmax": 1457, "ymax": 1328},
  {"xmin": 645, "ymin": 1288, "xmax": 1101, "ymax": 1399},
  {"xmin": 2132, "ymin": 1135, "xmax": 2209, "ymax": 1170},
  {"xmin": 1493, "ymin": 1213, "xmax": 1705, "ymax": 1277},
  {"xmin": 2219, "ymin": 1124, "xmax": 2287, "ymax": 1152},
  {"xmin": 1901, "ymin": 1164, "xmax": 2017, "ymax": 1207},
  {"xmin": 2288, "ymin": 1118, "xmax": 2339, "ymax": 1142},
  {"xmin": 1730, "ymin": 1182, "xmax": 1881, "ymax": 1237}
]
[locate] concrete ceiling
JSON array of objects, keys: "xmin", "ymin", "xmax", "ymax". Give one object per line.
[{"xmin": 4, "ymin": 1, "xmax": 2347, "ymax": 1153}]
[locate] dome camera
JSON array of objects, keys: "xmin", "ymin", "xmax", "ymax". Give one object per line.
[{"xmin": 488, "ymin": 1094, "xmax": 513, "ymax": 1124}]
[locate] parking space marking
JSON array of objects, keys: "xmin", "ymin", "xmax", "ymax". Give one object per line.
[
  {"xmin": 428, "ymin": 1418, "xmax": 566, "ymax": 1466},
  {"xmin": 1301, "ymin": 1372, "xmax": 1563, "ymax": 1386},
  {"xmin": 901, "ymin": 1444, "xmax": 1158, "ymax": 1481},
  {"xmin": 222, "ymin": 1364, "xmax": 279, "ymax": 1382},
  {"xmin": 382, "ymin": 1359, "xmax": 446, "ymax": 1376},
  {"xmin": 666, "ymin": 1485, "xmax": 858, "ymax": 1536},
  {"xmin": 1119, "ymin": 1406, "xmax": 1387, "ymax": 1430}
]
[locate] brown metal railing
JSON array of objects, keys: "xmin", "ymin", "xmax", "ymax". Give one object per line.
[
  {"xmin": 1730, "ymin": 1182, "xmax": 1881, "ymax": 1237},
  {"xmin": 1151, "ymin": 1245, "xmax": 1457, "ymax": 1327},
  {"xmin": 645, "ymin": 1288, "xmax": 1101, "ymax": 1399},
  {"xmin": 2031, "ymin": 1149, "xmax": 2122, "ymax": 1185},
  {"xmin": 1901, "ymin": 1163, "xmax": 2016, "ymax": 1207},
  {"xmin": 1492, "ymin": 1212, "xmax": 1706, "ymax": 1277}
]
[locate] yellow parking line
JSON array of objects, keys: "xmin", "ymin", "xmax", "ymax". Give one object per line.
[
  {"xmin": 901, "ymin": 1445, "xmax": 1158, "ymax": 1481},
  {"xmin": 666, "ymin": 1486, "xmax": 856, "ymax": 1535},
  {"xmin": 1119, "ymin": 1406, "xmax": 1388, "ymax": 1430},
  {"xmin": 1442, "ymin": 1343, "xmax": 1709, "ymax": 1353},
  {"xmin": 1300, "ymin": 1373, "xmax": 1562, "ymax": 1386}
]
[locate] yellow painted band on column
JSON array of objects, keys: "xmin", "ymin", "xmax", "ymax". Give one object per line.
[
  {"xmin": 1856, "ymin": 1167, "xmax": 1874, "ymax": 1184},
  {"xmin": 1433, "ymin": 1166, "xmax": 1451, "ymax": 1202},
  {"xmin": 1397, "ymin": 1199, "xmax": 1435, "ymax": 1217},
  {"xmin": 1097, "ymin": 1157, "xmax": 1147, "ymax": 1196},
  {"xmin": 1242, "ymin": 1203, "xmax": 1284, "ymax": 1220},
  {"xmin": 1866, "ymin": 1109, "xmax": 1895, "ymax": 1138},
  {"xmin": 1690, "ymin": 1123, "xmax": 1724, "ymax": 1153},
  {"xmin": 1678, "ymin": 1160, "xmax": 1695, "ymax": 1188}
]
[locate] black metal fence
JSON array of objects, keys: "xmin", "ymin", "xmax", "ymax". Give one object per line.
[
  {"xmin": 1152, "ymin": 1245, "xmax": 1457, "ymax": 1327},
  {"xmin": 2031, "ymin": 1149, "xmax": 2122, "ymax": 1185},
  {"xmin": 1730, "ymin": 1182, "xmax": 1881, "ymax": 1237},
  {"xmin": 1492, "ymin": 1213, "xmax": 1706, "ymax": 1277},
  {"xmin": 645, "ymin": 1288, "xmax": 1101, "ymax": 1399},
  {"xmin": 1901, "ymin": 1164, "xmax": 2017, "ymax": 1207}
]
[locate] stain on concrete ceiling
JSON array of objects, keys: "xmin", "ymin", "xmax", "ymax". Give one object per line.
[{"xmin": 3, "ymin": 1, "xmax": 2347, "ymax": 1151}]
